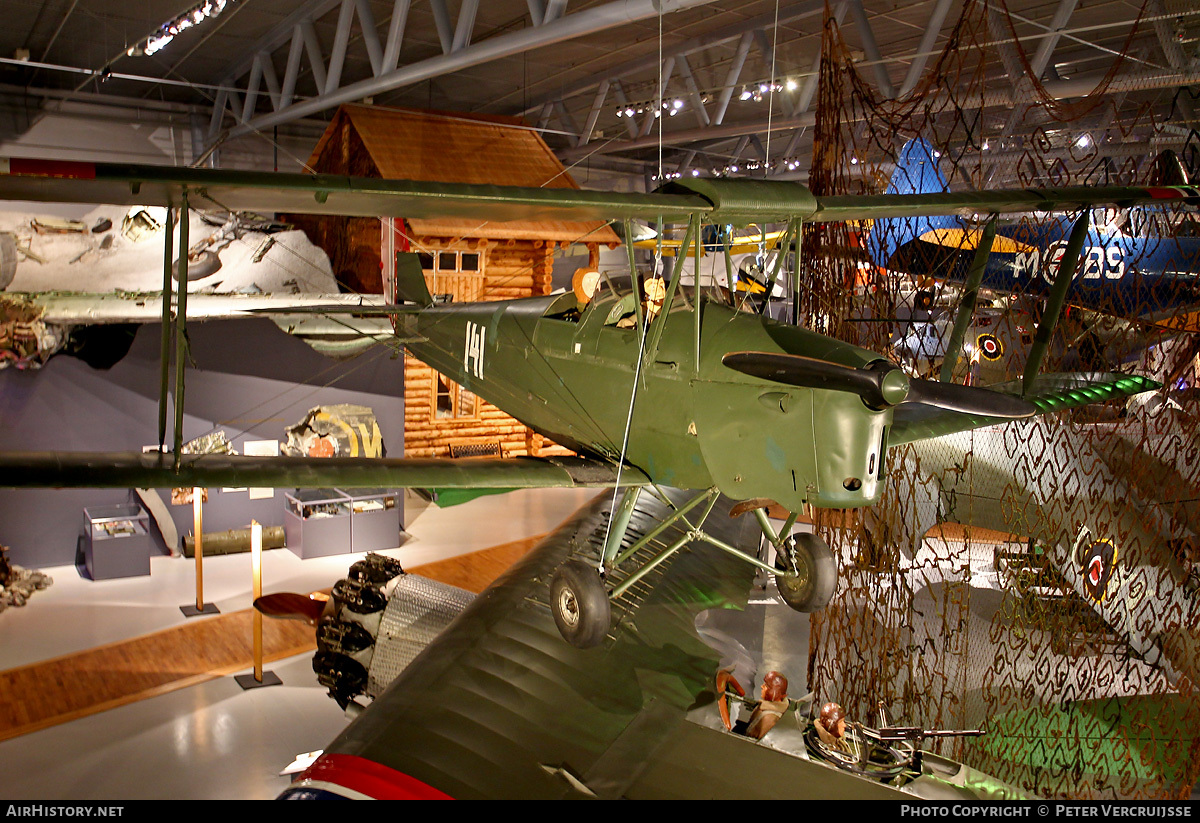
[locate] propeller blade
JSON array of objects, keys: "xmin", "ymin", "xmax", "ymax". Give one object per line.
[
  {"xmin": 723, "ymin": 351, "xmax": 1037, "ymax": 418},
  {"xmin": 906, "ymin": 378, "xmax": 1036, "ymax": 419},
  {"xmin": 722, "ymin": 351, "xmax": 910, "ymax": 409},
  {"xmin": 253, "ymin": 592, "xmax": 329, "ymax": 626}
]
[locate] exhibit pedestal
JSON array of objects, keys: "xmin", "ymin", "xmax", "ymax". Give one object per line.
[{"xmin": 235, "ymin": 670, "xmax": 282, "ymax": 690}]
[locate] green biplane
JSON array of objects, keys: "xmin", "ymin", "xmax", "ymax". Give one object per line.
[{"xmin": 0, "ymin": 156, "xmax": 1191, "ymax": 647}]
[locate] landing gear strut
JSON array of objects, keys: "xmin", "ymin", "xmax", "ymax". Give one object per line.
[
  {"xmin": 747, "ymin": 504, "xmax": 838, "ymax": 613},
  {"xmin": 545, "ymin": 488, "xmax": 840, "ymax": 648}
]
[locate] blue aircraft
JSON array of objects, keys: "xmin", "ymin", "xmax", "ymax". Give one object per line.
[{"xmin": 868, "ymin": 139, "xmax": 1200, "ymax": 322}]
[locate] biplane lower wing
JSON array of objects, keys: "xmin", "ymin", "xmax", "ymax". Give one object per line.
[{"xmin": 0, "ymin": 452, "xmax": 649, "ymax": 491}]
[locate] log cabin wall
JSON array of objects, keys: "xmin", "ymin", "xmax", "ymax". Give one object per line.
[{"xmin": 402, "ymin": 235, "xmax": 558, "ymax": 459}]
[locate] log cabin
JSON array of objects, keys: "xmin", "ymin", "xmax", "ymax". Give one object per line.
[{"xmin": 292, "ymin": 104, "xmax": 619, "ymax": 459}]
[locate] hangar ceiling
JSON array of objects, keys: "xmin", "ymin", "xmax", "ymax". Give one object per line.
[{"xmin": 0, "ymin": 0, "xmax": 1197, "ymax": 186}]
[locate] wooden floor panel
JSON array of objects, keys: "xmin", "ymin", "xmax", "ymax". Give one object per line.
[{"xmin": 0, "ymin": 535, "xmax": 544, "ymax": 742}]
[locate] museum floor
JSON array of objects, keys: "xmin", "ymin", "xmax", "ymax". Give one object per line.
[{"xmin": 0, "ymin": 487, "xmax": 600, "ymax": 801}]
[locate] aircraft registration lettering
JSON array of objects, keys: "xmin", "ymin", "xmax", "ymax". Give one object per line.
[
  {"xmin": 465, "ymin": 321, "xmax": 486, "ymax": 380},
  {"xmin": 1026, "ymin": 241, "xmax": 1125, "ymax": 284}
]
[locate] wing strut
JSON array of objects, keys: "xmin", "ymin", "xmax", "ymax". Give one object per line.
[
  {"xmin": 1022, "ymin": 209, "xmax": 1091, "ymax": 395},
  {"xmin": 644, "ymin": 215, "xmax": 696, "ymax": 363},
  {"xmin": 757, "ymin": 219, "xmax": 798, "ymax": 317},
  {"xmin": 173, "ymin": 190, "xmax": 191, "ymax": 470},
  {"xmin": 790, "ymin": 218, "xmax": 803, "ymax": 326},
  {"xmin": 940, "ymin": 215, "xmax": 996, "ymax": 383},
  {"xmin": 157, "ymin": 205, "xmax": 175, "ymax": 452},
  {"xmin": 692, "ymin": 214, "xmax": 703, "ymax": 373}
]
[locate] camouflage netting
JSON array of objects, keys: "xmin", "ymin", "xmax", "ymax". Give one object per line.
[{"xmin": 800, "ymin": 0, "xmax": 1200, "ymax": 799}]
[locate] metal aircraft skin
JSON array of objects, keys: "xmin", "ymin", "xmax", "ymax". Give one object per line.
[
  {"xmin": 274, "ymin": 487, "xmax": 1025, "ymax": 800},
  {"xmin": 868, "ymin": 139, "xmax": 1200, "ymax": 321},
  {"xmin": 0, "ymin": 155, "xmax": 1189, "ymax": 646}
]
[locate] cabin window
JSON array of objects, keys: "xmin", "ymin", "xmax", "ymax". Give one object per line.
[
  {"xmin": 433, "ymin": 372, "xmax": 479, "ymax": 420},
  {"xmin": 420, "ymin": 246, "xmax": 486, "ymax": 303}
]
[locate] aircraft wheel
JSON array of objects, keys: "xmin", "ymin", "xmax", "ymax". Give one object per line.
[
  {"xmin": 550, "ymin": 560, "xmax": 611, "ymax": 649},
  {"xmin": 775, "ymin": 533, "xmax": 838, "ymax": 613},
  {"xmin": 172, "ymin": 250, "xmax": 222, "ymax": 281}
]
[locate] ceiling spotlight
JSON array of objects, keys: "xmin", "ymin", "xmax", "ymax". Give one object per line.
[
  {"xmin": 1075, "ymin": 133, "xmax": 1092, "ymax": 149},
  {"xmin": 785, "ymin": 78, "xmax": 798, "ymax": 91},
  {"xmin": 139, "ymin": 0, "xmax": 235, "ymax": 57}
]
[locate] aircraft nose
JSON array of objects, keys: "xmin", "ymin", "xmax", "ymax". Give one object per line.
[{"xmin": 878, "ymin": 367, "xmax": 911, "ymax": 406}]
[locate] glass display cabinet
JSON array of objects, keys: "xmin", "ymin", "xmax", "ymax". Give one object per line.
[
  {"xmin": 283, "ymin": 488, "xmax": 352, "ymax": 558},
  {"xmin": 338, "ymin": 488, "xmax": 403, "ymax": 553},
  {"xmin": 82, "ymin": 503, "xmax": 151, "ymax": 580}
]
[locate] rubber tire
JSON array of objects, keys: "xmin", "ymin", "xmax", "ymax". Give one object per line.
[
  {"xmin": 550, "ymin": 560, "xmax": 611, "ymax": 649},
  {"xmin": 0, "ymin": 234, "xmax": 16, "ymax": 290},
  {"xmin": 775, "ymin": 533, "xmax": 838, "ymax": 613},
  {"xmin": 172, "ymin": 250, "xmax": 222, "ymax": 281}
]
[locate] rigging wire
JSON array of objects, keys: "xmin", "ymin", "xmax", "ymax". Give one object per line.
[
  {"xmin": 596, "ymin": 6, "xmax": 669, "ymax": 561},
  {"xmin": 765, "ymin": 0, "xmax": 782, "ymax": 173},
  {"xmin": 597, "ymin": 217, "xmax": 657, "ymax": 569}
]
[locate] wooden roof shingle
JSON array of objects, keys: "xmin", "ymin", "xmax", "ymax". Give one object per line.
[{"xmin": 307, "ymin": 105, "xmax": 620, "ymax": 243}]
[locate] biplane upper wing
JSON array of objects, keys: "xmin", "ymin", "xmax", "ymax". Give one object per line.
[{"xmin": 1, "ymin": 157, "xmax": 1197, "ymax": 226}]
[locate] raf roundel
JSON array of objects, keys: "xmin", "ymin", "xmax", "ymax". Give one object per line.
[{"xmin": 976, "ymin": 333, "xmax": 1003, "ymax": 362}]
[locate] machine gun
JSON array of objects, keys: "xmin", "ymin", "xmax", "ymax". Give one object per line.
[
  {"xmin": 803, "ymin": 701, "xmax": 988, "ymax": 781},
  {"xmin": 870, "ymin": 726, "xmax": 985, "ymax": 743}
]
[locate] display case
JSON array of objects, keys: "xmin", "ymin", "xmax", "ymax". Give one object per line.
[
  {"xmin": 283, "ymin": 488, "xmax": 352, "ymax": 558},
  {"xmin": 338, "ymin": 488, "xmax": 402, "ymax": 552},
  {"xmin": 83, "ymin": 503, "xmax": 151, "ymax": 580}
]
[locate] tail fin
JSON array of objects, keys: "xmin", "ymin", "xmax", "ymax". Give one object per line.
[
  {"xmin": 1152, "ymin": 149, "xmax": 1190, "ymax": 187},
  {"xmin": 394, "ymin": 252, "xmax": 433, "ymax": 307},
  {"xmin": 867, "ymin": 138, "xmax": 959, "ymax": 274},
  {"xmin": 886, "ymin": 138, "xmax": 950, "ymax": 195}
]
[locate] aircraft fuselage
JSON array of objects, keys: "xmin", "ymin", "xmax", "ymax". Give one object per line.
[{"xmin": 401, "ymin": 290, "xmax": 891, "ymax": 513}]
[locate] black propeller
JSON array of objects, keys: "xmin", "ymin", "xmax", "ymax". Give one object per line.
[{"xmin": 722, "ymin": 351, "xmax": 1036, "ymax": 419}]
